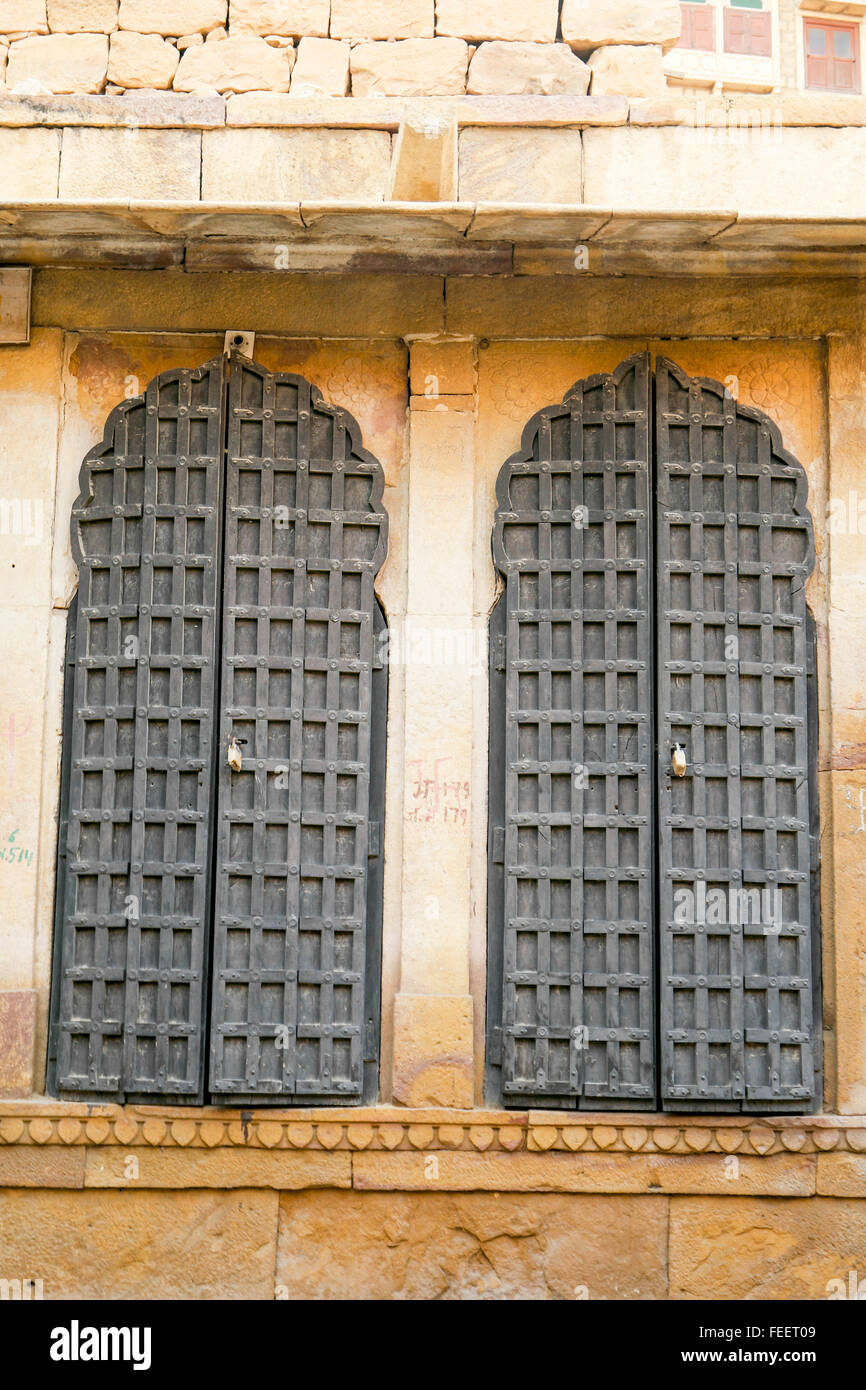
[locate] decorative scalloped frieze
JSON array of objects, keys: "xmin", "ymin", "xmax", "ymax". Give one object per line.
[{"xmin": 0, "ymin": 1106, "xmax": 865, "ymax": 1156}]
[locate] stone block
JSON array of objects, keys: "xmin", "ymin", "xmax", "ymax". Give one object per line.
[
  {"xmin": 0, "ymin": 325, "xmax": 62, "ymax": 603},
  {"xmin": 562, "ymin": 0, "xmax": 682, "ymax": 53},
  {"xmin": 201, "ymin": 126, "xmax": 390, "ymax": 200},
  {"xmin": 117, "ymin": 0, "xmax": 226, "ymax": 35},
  {"xmin": 628, "ymin": 93, "xmax": 866, "ymax": 127},
  {"xmin": 352, "ymin": 1148, "xmax": 814, "ymax": 1196},
  {"xmin": 406, "ymin": 408, "xmax": 474, "ymax": 613},
  {"xmin": 350, "ymin": 37, "xmax": 467, "ymax": 96},
  {"xmin": 32, "ymin": 268, "xmax": 445, "ymax": 336},
  {"xmin": 0, "ymin": 991, "xmax": 35, "ymax": 1097},
  {"xmin": 389, "ymin": 110, "xmax": 456, "ymax": 200},
  {"xmin": 0, "ymin": 1, "xmax": 46, "ymax": 36},
  {"xmin": 0, "ymin": 1189, "xmax": 279, "ymax": 1297},
  {"xmin": 108, "ymin": 30, "xmax": 179, "ymax": 87},
  {"xmin": 829, "ymin": 767, "xmax": 866, "ymax": 1112},
  {"xmin": 275, "ymin": 1191, "xmax": 669, "ymax": 1298},
  {"xmin": 0, "ymin": 88, "xmax": 224, "ymax": 120},
  {"xmin": 47, "ymin": 0, "xmax": 118, "ymax": 32},
  {"xmin": 290, "ymin": 36, "xmax": 349, "ymax": 96},
  {"xmin": 6, "ymin": 33, "xmax": 108, "ymax": 94},
  {"xmin": 0, "ymin": 125, "xmax": 60, "ymax": 198},
  {"xmin": 59, "ymin": 127, "xmax": 202, "ymax": 200},
  {"xmin": 670, "ymin": 1197, "xmax": 866, "ymax": 1299},
  {"xmin": 230, "ymin": 0, "xmax": 328, "ymax": 36},
  {"xmin": 582, "ymin": 126, "xmax": 866, "ymax": 217},
  {"xmin": 588, "ymin": 43, "xmax": 667, "ymax": 98},
  {"xmin": 409, "ymin": 337, "xmax": 475, "ymax": 396},
  {"xmin": 459, "ymin": 127, "xmax": 583, "ymax": 203},
  {"xmin": 0, "ymin": 606, "xmax": 49, "ymax": 990},
  {"xmin": 392, "ymin": 994, "xmax": 474, "ymax": 1108},
  {"xmin": 0, "ymin": 1145, "xmax": 85, "ymax": 1186},
  {"xmin": 84, "ymin": 1145, "xmax": 352, "ymax": 1188},
  {"xmin": 330, "ymin": 0, "xmax": 432, "ymax": 40},
  {"xmin": 436, "ymin": 0, "xmax": 559, "ymax": 43},
  {"xmin": 174, "ymin": 32, "xmax": 293, "ymax": 90},
  {"xmin": 817, "ymin": 1154, "xmax": 866, "ymax": 1196},
  {"xmin": 397, "ymin": 627, "xmax": 476, "ymax": 974},
  {"xmin": 447, "ymin": 275, "xmax": 860, "ymax": 342},
  {"xmin": 468, "ymin": 41, "xmax": 589, "ymax": 96}
]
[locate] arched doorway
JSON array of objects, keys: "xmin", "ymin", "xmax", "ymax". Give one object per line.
[
  {"xmin": 487, "ymin": 354, "xmax": 820, "ymax": 1113},
  {"xmin": 49, "ymin": 352, "xmax": 389, "ymax": 1106}
]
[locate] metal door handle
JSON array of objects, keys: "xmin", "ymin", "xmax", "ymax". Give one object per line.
[
  {"xmin": 227, "ymin": 737, "xmax": 246, "ymax": 772},
  {"xmin": 671, "ymin": 743, "xmax": 687, "ymax": 778}
]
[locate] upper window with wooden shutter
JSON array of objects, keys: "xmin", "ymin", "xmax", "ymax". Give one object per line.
[
  {"xmin": 724, "ymin": 3, "xmax": 772, "ymax": 57},
  {"xmin": 680, "ymin": 3, "xmax": 716, "ymax": 51}
]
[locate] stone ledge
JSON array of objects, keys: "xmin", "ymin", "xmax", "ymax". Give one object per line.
[
  {"xmin": 0, "ymin": 90, "xmax": 226, "ymax": 123},
  {"xmin": 352, "ymin": 1150, "xmax": 817, "ymax": 1195},
  {"xmin": 528, "ymin": 1114, "xmax": 866, "ymax": 1156},
  {"xmin": 631, "ymin": 93, "xmax": 866, "ymax": 128},
  {"xmin": 1, "ymin": 1103, "xmax": 864, "ymax": 1157},
  {"xmin": 5, "ymin": 200, "xmax": 866, "ymax": 250},
  {"xmin": 0, "ymin": 1106, "xmax": 861, "ymax": 1193},
  {"xmin": 226, "ymin": 93, "xmax": 629, "ymax": 127},
  {"xmin": 0, "ymin": 1103, "xmax": 530, "ymax": 1152},
  {"xmin": 3, "ymin": 202, "xmax": 866, "ymax": 280},
  {"xmin": 2, "ymin": 91, "xmax": 865, "ymax": 130},
  {"xmin": 0, "ymin": 92, "xmax": 629, "ymax": 127}
]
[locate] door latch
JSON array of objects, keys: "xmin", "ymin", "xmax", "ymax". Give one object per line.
[{"xmin": 227, "ymin": 736, "xmax": 247, "ymax": 772}]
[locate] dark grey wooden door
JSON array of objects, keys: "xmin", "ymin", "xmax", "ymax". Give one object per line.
[
  {"xmin": 208, "ymin": 358, "xmax": 388, "ymax": 1103},
  {"xmin": 655, "ymin": 359, "xmax": 818, "ymax": 1110},
  {"xmin": 487, "ymin": 354, "xmax": 819, "ymax": 1112},
  {"xmin": 52, "ymin": 352, "xmax": 388, "ymax": 1105},
  {"xmin": 54, "ymin": 360, "xmax": 226, "ymax": 1100},
  {"xmin": 488, "ymin": 354, "xmax": 656, "ymax": 1108}
]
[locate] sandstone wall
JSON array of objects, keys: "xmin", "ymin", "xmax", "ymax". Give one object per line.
[
  {"xmin": 0, "ymin": 190, "xmax": 863, "ymax": 1303},
  {"xmin": 3, "ymin": 93, "xmax": 866, "ymax": 215},
  {"xmin": 1, "ymin": 1105, "xmax": 865, "ymax": 1298},
  {"xmin": 0, "ymin": 268, "xmax": 864, "ymax": 1115},
  {"xmin": 0, "ymin": 0, "xmax": 681, "ymax": 98}
]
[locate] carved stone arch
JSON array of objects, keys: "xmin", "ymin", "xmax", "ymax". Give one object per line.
[{"xmin": 51, "ymin": 354, "xmax": 389, "ymax": 1105}]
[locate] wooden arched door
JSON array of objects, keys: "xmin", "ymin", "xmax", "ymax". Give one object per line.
[
  {"xmin": 487, "ymin": 354, "xmax": 819, "ymax": 1112},
  {"xmin": 50, "ymin": 352, "xmax": 388, "ymax": 1106}
]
